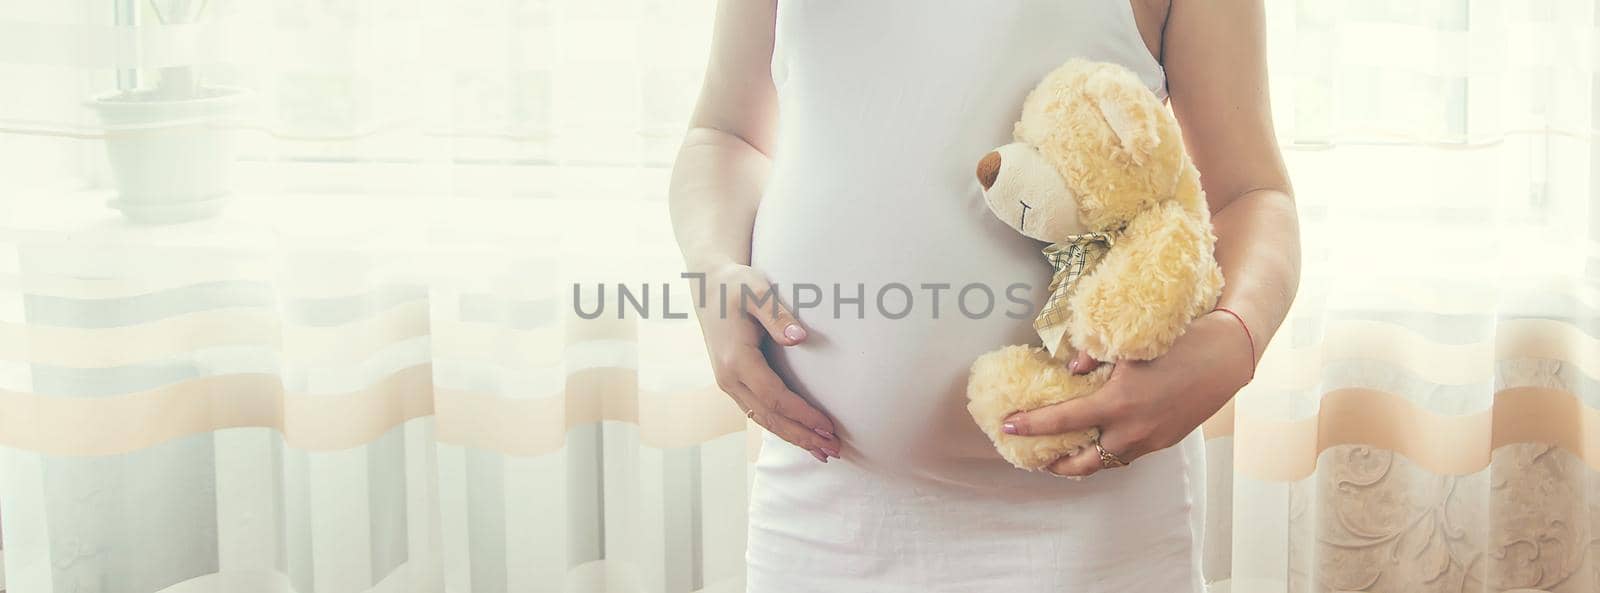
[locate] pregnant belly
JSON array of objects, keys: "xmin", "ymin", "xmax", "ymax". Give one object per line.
[
  {"xmin": 760, "ymin": 312, "xmax": 1018, "ymax": 480},
  {"xmin": 749, "ymin": 176, "xmax": 1056, "ymax": 488}
]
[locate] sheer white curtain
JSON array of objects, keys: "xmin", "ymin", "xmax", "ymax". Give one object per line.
[
  {"xmin": 1219, "ymin": 1, "xmax": 1600, "ymax": 591},
  {"xmin": 2, "ymin": 1, "xmax": 736, "ymax": 592},
  {"xmin": 0, "ymin": 1, "xmax": 1596, "ymax": 592}
]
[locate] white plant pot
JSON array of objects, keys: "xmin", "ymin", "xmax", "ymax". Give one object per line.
[{"xmin": 87, "ymin": 86, "xmax": 251, "ymax": 224}]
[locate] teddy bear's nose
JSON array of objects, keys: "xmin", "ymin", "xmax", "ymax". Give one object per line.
[{"xmin": 976, "ymin": 151, "xmax": 1001, "ymax": 191}]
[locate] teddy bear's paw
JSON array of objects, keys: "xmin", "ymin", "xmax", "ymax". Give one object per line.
[
  {"xmin": 967, "ymin": 344, "xmax": 1114, "ymax": 472},
  {"xmin": 965, "ymin": 345, "xmax": 1061, "ymax": 421},
  {"xmin": 994, "ymin": 429, "xmax": 1100, "ymax": 472}
]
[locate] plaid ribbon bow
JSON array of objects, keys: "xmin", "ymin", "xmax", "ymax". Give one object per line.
[{"xmin": 1035, "ymin": 231, "xmax": 1115, "ymax": 359}]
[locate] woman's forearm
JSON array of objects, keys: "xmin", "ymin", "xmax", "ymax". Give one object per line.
[
  {"xmin": 667, "ymin": 127, "xmax": 773, "ymax": 274},
  {"xmin": 1160, "ymin": 0, "xmax": 1298, "ymax": 365},
  {"xmin": 1210, "ymin": 187, "xmax": 1301, "ymax": 363}
]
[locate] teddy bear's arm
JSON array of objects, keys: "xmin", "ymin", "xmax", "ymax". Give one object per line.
[{"xmin": 1065, "ymin": 200, "xmax": 1224, "ymax": 362}]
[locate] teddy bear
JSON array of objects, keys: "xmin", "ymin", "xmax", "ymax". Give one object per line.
[{"xmin": 965, "ymin": 58, "xmax": 1224, "ymax": 473}]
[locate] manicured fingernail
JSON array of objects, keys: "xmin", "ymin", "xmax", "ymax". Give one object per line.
[
  {"xmin": 1002, "ymin": 422, "xmax": 1018, "ymax": 435},
  {"xmin": 810, "ymin": 449, "xmax": 828, "ymax": 463},
  {"xmin": 813, "ymin": 427, "xmax": 835, "ymax": 440},
  {"xmin": 783, "ymin": 324, "xmax": 806, "ymax": 342},
  {"xmin": 820, "ymin": 446, "xmax": 840, "ymax": 459}
]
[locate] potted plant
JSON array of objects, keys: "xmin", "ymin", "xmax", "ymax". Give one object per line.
[{"xmin": 87, "ymin": 0, "xmax": 251, "ymax": 224}]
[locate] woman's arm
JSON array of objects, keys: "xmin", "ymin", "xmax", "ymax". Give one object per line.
[
  {"xmin": 668, "ymin": 0, "xmax": 842, "ymax": 463},
  {"xmin": 1001, "ymin": 0, "xmax": 1302, "ymax": 477},
  {"xmin": 670, "ymin": 0, "xmax": 779, "ymax": 274},
  {"xmin": 1166, "ymin": 0, "xmax": 1300, "ymax": 361}
]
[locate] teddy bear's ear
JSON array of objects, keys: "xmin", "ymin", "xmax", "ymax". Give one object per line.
[{"xmin": 1088, "ymin": 67, "xmax": 1165, "ymax": 164}]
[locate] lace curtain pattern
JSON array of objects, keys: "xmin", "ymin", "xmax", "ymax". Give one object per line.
[
  {"xmin": 0, "ymin": 1, "xmax": 1596, "ymax": 592},
  {"xmin": 1225, "ymin": 1, "xmax": 1600, "ymax": 591}
]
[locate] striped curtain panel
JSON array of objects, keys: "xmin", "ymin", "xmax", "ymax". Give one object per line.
[
  {"xmin": 1, "ymin": 1, "xmax": 1598, "ymax": 593},
  {"xmin": 1215, "ymin": 0, "xmax": 1600, "ymax": 591},
  {"xmin": 0, "ymin": 207, "xmax": 748, "ymax": 593},
  {"xmin": 0, "ymin": 1, "xmax": 751, "ymax": 592}
]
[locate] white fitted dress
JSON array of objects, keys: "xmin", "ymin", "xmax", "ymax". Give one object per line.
[{"xmin": 746, "ymin": 1, "xmax": 1208, "ymax": 591}]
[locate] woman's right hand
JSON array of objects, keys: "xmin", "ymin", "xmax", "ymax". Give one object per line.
[{"xmin": 692, "ymin": 262, "xmax": 841, "ymax": 463}]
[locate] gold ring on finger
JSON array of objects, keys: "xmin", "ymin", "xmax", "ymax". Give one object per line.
[{"xmin": 1094, "ymin": 440, "xmax": 1130, "ymax": 468}]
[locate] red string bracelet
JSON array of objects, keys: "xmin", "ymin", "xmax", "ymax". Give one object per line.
[{"xmin": 1212, "ymin": 306, "xmax": 1256, "ymax": 382}]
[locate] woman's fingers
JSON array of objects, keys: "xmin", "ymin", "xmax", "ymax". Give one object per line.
[
  {"xmin": 752, "ymin": 397, "xmax": 842, "ymax": 462},
  {"xmin": 1067, "ymin": 350, "xmax": 1101, "ymax": 375},
  {"xmin": 718, "ymin": 348, "xmax": 838, "ymax": 461},
  {"xmin": 723, "ymin": 380, "xmax": 829, "ymax": 461},
  {"xmin": 1045, "ymin": 446, "xmax": 1100, "ymax": 478},
  {"xmin": 741, "ymin": 392, "xmax": 840, "ymax": 462},
  {"xmin": 1001, "ymin": 389, "xmax": 1121, "ymax": 437},
  {"xmin": 697, "ymin": 265, "xmax": 832, "ymax": 461},
  {"xmin": 1045, "ymin": 426, "xmax": 1145, "ymax": 478},
  {"xmin": 734, "ymin": 269, "xmax": 807, "ymax": 346},
  {"xmin": 742, "ymin": 363, "xmax": 838, "ymax": 442}
]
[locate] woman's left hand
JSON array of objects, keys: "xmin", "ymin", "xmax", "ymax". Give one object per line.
[{"xmin": 999, "ymin": 310, "xmax": 1256, "ymax": 477}]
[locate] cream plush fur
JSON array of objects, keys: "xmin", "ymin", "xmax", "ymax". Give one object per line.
[{"xmin": 967, "ymin": 59, "xmax": 1224, "ymax": 472}]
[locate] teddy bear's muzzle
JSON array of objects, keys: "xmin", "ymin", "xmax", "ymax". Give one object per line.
[{"xmin": 976, "ymin": 151, "xmax": 1001, "ymax": 191}]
